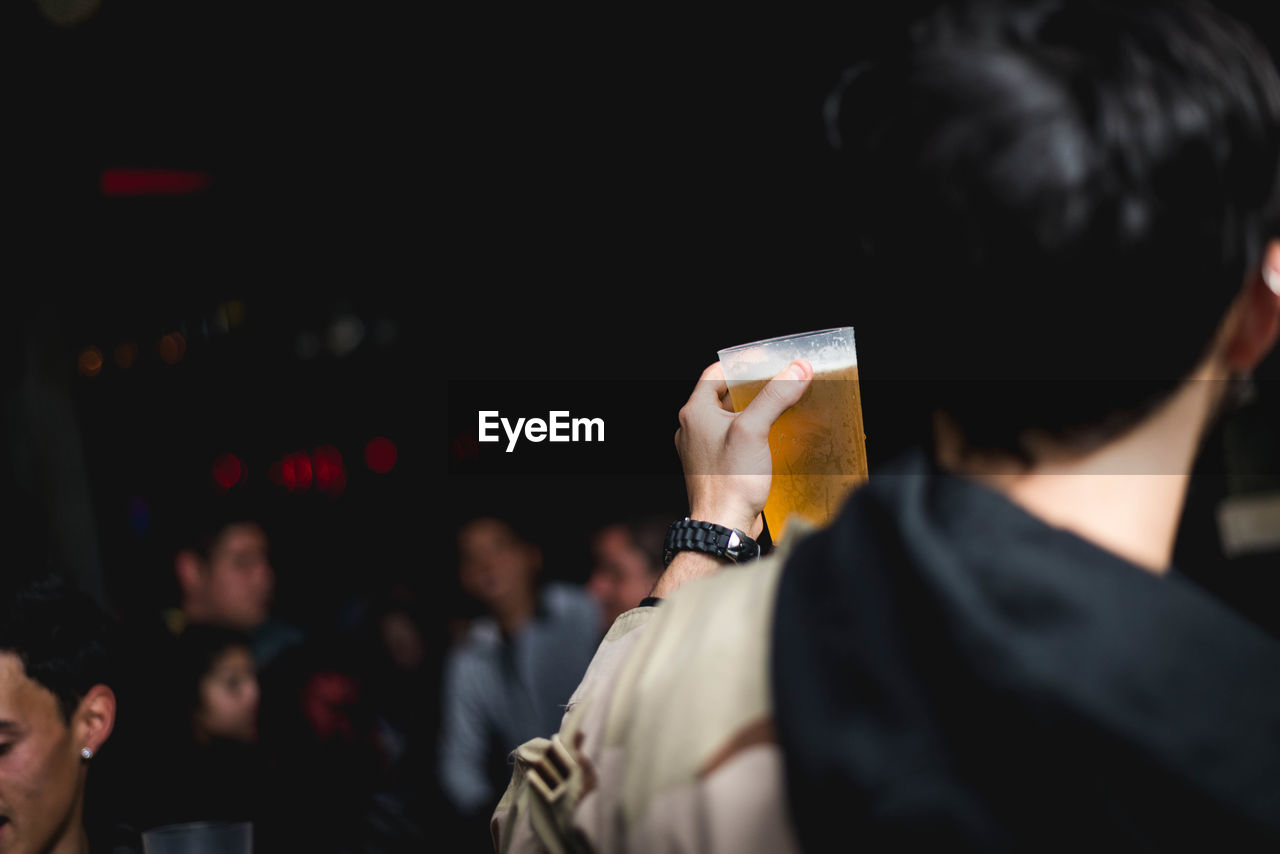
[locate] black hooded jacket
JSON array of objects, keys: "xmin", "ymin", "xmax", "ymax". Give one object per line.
[{"xmin": 772, "ymin": 450, "xmax": 1280, "ymax": 851}]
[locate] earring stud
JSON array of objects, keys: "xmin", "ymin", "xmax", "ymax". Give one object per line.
[
  {"xmin": 1263, "ymin": 266, "xmax": 1280, "ymax": 297},
  {"xmin": 80, "ymin": 747, "xmax": 93, "ymax": 760}
]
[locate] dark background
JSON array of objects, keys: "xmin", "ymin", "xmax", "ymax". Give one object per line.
[{"xmin": 5, "ymin": 0, "xmax": 1279, "ymax": 639}]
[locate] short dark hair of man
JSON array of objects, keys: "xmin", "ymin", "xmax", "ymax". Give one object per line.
[
  {"xmin": 831, "ymin": 0, "xmax": 1280, "ymax": 461},
  {"xmin": 168, "ymin": 499, "xmax": 267, "ymax": 565},
  {"xmin": 0, "ymin": 574, "xmax": 115, "ymax": 723}
]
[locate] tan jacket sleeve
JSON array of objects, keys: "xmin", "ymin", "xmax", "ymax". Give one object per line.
[
  {"xmin": 491, "ymin": 525, "xmax": 813, "ymax": 853},
  {"xmin": 491, "ymin": 606, "xmax": 658, "ymax": 853}
]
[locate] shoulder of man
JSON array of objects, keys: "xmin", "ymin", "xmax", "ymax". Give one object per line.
[{"xmin": 491, "ymin": 523, "xmax": 816, "ymax": 853}]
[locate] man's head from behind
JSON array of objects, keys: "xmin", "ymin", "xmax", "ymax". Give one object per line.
[
  {"xmin": 175, "ymin": 519, "xmax": 275, "ymax": 633},
  {"xmin": 0, "ymin": 576, "xmax": 116, "ymax": 854},
  {"xmin": 832, "ymin": 0, "xmax": 1280, "ymax": 462}
]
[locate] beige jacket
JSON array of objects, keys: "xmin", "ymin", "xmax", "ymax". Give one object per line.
[{"xmin": 491, "ymin": 531, "xmax": 811, "ymax": 853}]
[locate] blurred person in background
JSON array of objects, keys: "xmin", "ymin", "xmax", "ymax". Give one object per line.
[
  {"xmin": 0, "ymin": 574, "xmax": 138, "ymax": 853},
  {"xmin": 254, "ymin": 628, "xmax": 429, "ymax": 853},
  {"xmin": 111, "ymin": 502, "xmax": 308, "ymax": 847},
  {"xmin": 186, "ymin": 630, "xmax": 260, "ymax": 747},
  {"xmin": 170, "ymin": 514, "xmax": 303, "ymax": 670},
  {"xmin": 358, "ymin": 586, "xmax": 441, "ymax": 799},
  {"xmin": 585, "ymin": 516, "xmax": 667, "ymax": 632},
  {"xmin": 326, "ymin": 584, "xmax": 452, "ymax": 851},
  {"xmin": 437, "ymin": 516, "xmax": 599, "ymax": 833},
  {"xmin": 133, "ymin": 625, "xmax": 265, "ymax": 836},
  {"xmin": 166, "ymin": 509, "xmax": 305, "ymax": 783}
]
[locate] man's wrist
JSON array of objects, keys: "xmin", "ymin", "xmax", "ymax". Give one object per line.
[
  {"xmin": 687, "ymin": 505, "xmax": 761, "ymax": 539},
  {"xmin": 651, "ymin": 551, "xmax": 723, "ymax": 599}
]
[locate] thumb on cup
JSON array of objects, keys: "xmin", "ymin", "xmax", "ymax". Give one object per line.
[{"xmin": 734, "ymin": 359, "xmax": 813, "ymax": 440}]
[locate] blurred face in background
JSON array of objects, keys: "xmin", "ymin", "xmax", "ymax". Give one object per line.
[
  {"xmin": 184, "ymin": 522, "xmax": 275, "ymax": 632},
  {"xmin": 380, "ymin": 611, "xmax": 425, "ymax": 673},
  {"xmin": 588, "ymin": 525, "xmax": 660, "ymax": 629},
  {"xmin": 194, "ymin": 645, "xmax": 259, "ymax": 744},
  {"xmin": 457, "ymin": 518, "xmax": 540, "ymax": 615}
]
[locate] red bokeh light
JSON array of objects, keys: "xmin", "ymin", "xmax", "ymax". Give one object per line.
[
  {"xmin": 288, "ymin": 452, "xmax": 313, "ymax": 491},
  {"xmin": 451, "ymin": 433, "xmax": 480, "ymax": 463},
  {"xmin": 100, "ymin": 168, "xmax": 212, "ymax": 196},
  {"xmin": 313, "ymin": 445, "xmax": 346, "ymax": 498},
  {"xmin": 269, "ymin": 446, "xmax": 348, "ymax": 496},
  {"xmin": 365, "ymin": 437, "xmax": 397, "ymax": 474},
  {"xmin": 271, "ymin": 451, "xmax": 314, "ymax": 492},
  {"xmin": 321, "ymin": 466, "xmax": 346, "ymax": 498},
  {"xmin": 211, "ymin": 453, "xmax": 244, "ymax": 492}
]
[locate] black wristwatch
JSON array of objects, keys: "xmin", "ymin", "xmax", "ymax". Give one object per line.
[{"xmin": 662, "ymin": 518, "xmax": 761, "ymax": 568}]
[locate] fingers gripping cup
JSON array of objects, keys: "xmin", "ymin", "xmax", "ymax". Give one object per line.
[{"xmin": 718, "ymin": 327, "xmax": 868, "ymax": 543}]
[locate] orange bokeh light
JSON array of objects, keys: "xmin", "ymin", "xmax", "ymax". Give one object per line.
[
  {"xmin": 77, "ymin": 347, "xmax": 103, "ymax": 377},
  {"xmin": 158, "ymin": 333, "xmax": 187, "ymax": 365}
]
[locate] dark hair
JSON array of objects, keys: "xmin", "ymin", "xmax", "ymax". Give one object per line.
[
  {"xmin": 453, "ymin": 512, "xmax": 542, "ymax": 551},
  {"xmin": 829, "ymin": 0, "xmax": 1280, "ymax": 459},
  {"xmin": 155, "ymin": 490, "xmax": 268, "ymax": 566},
  {"xmin": 0, "ymin": 575, "xmax": 115, "ymax": 723},
  {"xmin": 451, "ymin": 513, "xmax": 544, "ymax": 572},
  {"xmin": 183, "ymin": 518, "xmax": 265, "ymax": 566}
]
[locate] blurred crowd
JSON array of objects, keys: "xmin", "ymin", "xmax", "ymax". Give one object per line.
[{"xmin": 0, "ymin": 503, "xmax": 674, "ymax": 853}]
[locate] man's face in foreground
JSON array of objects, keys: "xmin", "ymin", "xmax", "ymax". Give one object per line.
[{"xmin": 0, "ymin": 653, "xmax": 82, "ymax": 854}]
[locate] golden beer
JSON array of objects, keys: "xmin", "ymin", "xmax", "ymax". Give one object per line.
[{"xmin": 720, "ymin": 329, "xmax": 868, "ymax": 543}]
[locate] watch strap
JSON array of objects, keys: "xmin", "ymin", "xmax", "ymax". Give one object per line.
[{"xmin": 663, "ymin": 518, "xmax": 761, "ymax": 567}]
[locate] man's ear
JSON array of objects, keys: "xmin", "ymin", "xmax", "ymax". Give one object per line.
[
  {"xmin": 174, "ymin": 549, "xmax": 203, "ymax": 597},
  {"xmin": 1222, "ymin": 239, "xmax": 1280, "ymax": 372},
  {"xmin": 73, "ymin": 684, "xmax": 116, "ymax": 758}
]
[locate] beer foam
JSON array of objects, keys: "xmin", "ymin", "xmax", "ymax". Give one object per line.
[
  {"xmin": 718, "ymin": 328, "xmax": 858, "ymax": 384},
  {"xmin": 720, "ymin": 343, "xmax": 857, "ymax": 384}
]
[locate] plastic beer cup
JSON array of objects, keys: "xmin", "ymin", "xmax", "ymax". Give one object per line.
[{"xmin": 717, "ymin": 327, "xmax": 868, "ymax": 543}]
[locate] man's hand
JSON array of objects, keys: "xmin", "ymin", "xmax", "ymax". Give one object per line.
[
  {"xmin": 653, "ymin": 359, "xmax": 813, "ymax": 600},
  {"xmin": 674, "ymin": 358, "xmax": 814, "ymax": 541}
]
